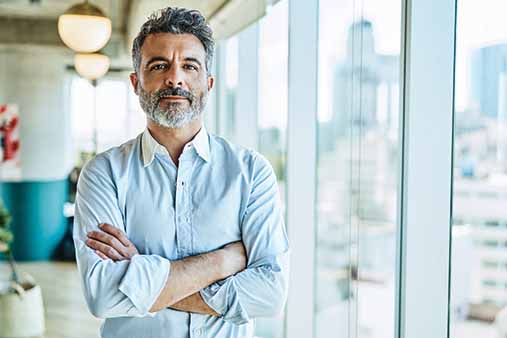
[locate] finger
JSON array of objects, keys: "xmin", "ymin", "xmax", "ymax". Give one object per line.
[
  {"xmin": 85, "ymin": 238, "xmax": 123, "ymax": 261},
  {"xmin": 87, "ymin": 231, "xmax": 128, "ymax": 257},
  {"xmin": 95, "ymin": 250, "xmax": 109, "ymax": 260},
  {"xmin": 99, "ymin": 223, "xmax": 132, "ymax": 247}
]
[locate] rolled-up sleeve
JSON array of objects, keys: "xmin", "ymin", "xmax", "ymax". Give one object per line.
[
  {"xmin": 73, "ymin": 155, "xmax": 170, "ymax": 319},
  {"xmin": 200, "ymin": 152, "xmax": 290, "ymax": 325}
]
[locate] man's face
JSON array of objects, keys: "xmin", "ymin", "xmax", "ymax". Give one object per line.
[{"xmin": 130, "ymin": 32, "xmax": 214, "ymax": 128}]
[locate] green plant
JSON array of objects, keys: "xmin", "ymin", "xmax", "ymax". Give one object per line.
[{"xmin": 0, "ymin": 199, "xmax": 20, "ymax": 285}]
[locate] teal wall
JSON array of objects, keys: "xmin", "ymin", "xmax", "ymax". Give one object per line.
[{"xmin": 0, "ymin": 179, "xmax": 69, "ymax": 261}]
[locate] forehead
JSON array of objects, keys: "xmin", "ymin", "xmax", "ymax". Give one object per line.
[{"xmin": 141, "ymin": 32, "xmax": 206, "ymax": 62}]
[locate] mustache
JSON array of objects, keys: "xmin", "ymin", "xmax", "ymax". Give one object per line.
[{"xmin": 155, "ymin": 87, "xmax": 194, "ymax": 103}]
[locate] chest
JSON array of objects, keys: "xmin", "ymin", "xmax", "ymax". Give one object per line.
[{"xmin": 121, "ymin": 160, "xmax": 248, "ymax": 259}]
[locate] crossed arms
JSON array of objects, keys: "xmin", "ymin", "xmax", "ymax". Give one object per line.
[
  {"xmin": 73, "ymin": 153, "xmax": 290, "ymax": 324},
  {"xmin": 86, "ymin": 223, "xmax": 246, "ymax": 316}
]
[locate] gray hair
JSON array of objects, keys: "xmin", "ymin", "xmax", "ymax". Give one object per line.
[{"xmin": 132, "ymin": 7, "xmax": 215, "ymax": 75}]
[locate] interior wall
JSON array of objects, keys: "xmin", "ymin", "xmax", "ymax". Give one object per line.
[
  {"xmin": 0, "ymin": 45, "xmax": 74, "ymax": 180},
  {"xmin": 0, "ymin": 45, "xmax": 74, "ymax": 260}
]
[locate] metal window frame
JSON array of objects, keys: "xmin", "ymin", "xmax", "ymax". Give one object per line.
[
  {"xmin": 285, "ymin": 0, "xmax": 318, "ymax": 338},
  {"xmin": 396, "ymin": 1, "xmax": 457, "ymax": 338}
]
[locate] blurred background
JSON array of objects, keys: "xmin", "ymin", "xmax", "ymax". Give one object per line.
[{"xmin": 0, "ymin": 0, "xmax": 505, "ymax": 337}]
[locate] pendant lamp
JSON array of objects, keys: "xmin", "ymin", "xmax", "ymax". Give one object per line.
[
  {"xmin": 58, "ymin": 0, "xmax": 112, "ymax": 53},
  {"xmin": 74, "ymin": 53, "xmax": 110, "ymax": 80}
]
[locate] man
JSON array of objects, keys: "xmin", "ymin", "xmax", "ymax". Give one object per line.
[{"xmin": 73, "ymin": 6, "xmax": 290, "ymax": 338}]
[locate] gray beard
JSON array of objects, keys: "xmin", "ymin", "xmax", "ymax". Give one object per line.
[
  {"xmin": 146, "ymin": 101, "xmax": 201, "ymax": 128},
  {"xmin": 138, "ymin": 86, "xmax": 206, "ymax": 129}
]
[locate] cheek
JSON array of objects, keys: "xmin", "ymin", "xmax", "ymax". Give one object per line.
[
  {"xmin": 140, "ymin": 73, "xmax": 165, "ymax": 91},
  {"xmin": 188, "ymin": 79, "xmax": 208, "ymax": 96}
]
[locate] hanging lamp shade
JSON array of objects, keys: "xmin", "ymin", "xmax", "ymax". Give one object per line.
[
  {"xmin": 74, "ymin": 53, "xmax": 110, "ymax": 80},
  {"xmin": 58, "ymin": 1, "xmax": 112, "ymax": 53}
]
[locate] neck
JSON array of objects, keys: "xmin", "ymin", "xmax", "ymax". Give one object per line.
[{"xmin": 147, "ymin": 118, "xmax": 203, "ymax": 166}]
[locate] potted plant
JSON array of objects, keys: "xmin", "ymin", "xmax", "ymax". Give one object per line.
[{"xmin": 0, "ymin": 199, "xmax": 45, "ymax": 337}]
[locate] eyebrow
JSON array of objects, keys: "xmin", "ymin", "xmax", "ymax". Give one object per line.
[
  {"xmin": 183, "ymin": 57, "xmax": 203, "ymax": 68},
  {"xmin": 145, "ymin": 56, "xmax": 169, "ymax": 68},
  {"xmin": 144, "ymin": 56, "xmax": 203, "ymax": 68}
]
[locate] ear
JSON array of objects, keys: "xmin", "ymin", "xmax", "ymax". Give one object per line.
[
  {"xmin": 130, "ymin": 72, "xmax": 139, "ymax": 95},
  {"xmin": 207, "ymin": 75, "xmax": 214, "ymax": 92}
]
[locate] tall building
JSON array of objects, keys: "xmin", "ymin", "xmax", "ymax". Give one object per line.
[
  {"xmin": 454, "ymin": 175, "xmax": 507, "ymax": 307},
  {"xmin": 332, "ymin": 20, "xmax": 399, "ymax": 136},
  {"xmin": 328, "ymin": 20, "xmax": 400, "ymax": 226},
  {"xmin": 316, "ymin": 21, "xmax": 400, "ymax": 323},
  {"xmin": 471, "ymin": 44, "xmax": 507, "ymax": 117},
  {"xmin": 453, "ymin": 118, "xmax": 507, "ymax": 312}
]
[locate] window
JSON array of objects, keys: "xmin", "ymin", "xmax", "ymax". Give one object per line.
[
  {"xmin": 483, "ymin": 240, "xmax": 499, "ymax": 247},
  {"xmin": 257, "ymin": 0, "xmax": 288, "ymax": 190},
  {"xmin": 70, "ymin": 76, "xmax": 145, "ymax": 165},
  {"xmin": 450, "ymin": 1, "xmax": 507, "ymax": 337},
  {"xmin": 316, "ymin": 0, "xmax": 402, "ymax": 337},
  {"xmin": 215, "ymin": 36, "xmax": 239, "ymax": 139},
  {"xmin": 482, "ymin": 280, "xmax": 497, "ymax": 288},
  {"xmin": 255, "ymin": 2, "xmax": 288, "ymax": 337},
  {"xmin": 482, "ymin": 260, "xmax": 499, "ymax": 269}
]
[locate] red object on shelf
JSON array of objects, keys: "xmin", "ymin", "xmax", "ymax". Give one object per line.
[{"xmin": 0, "ymin": 116, "xmax": 19, "ymax": 161}]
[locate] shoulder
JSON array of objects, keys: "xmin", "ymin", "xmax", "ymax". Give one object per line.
[
  {"xmin": 80, "ymin": 135, "xmax": 141, "ymax": 183},
  {"xmin": 208, "ymin": 133, "xmax": 276, "ymax": 181}
]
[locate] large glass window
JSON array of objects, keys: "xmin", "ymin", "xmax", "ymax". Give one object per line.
[
  {"xmin": 255, "ymin": 1, "xmax": 288, "ymax": 337},
  {"xmin": 70, "ymin": 76, "xmax": 145, "ymax": 164},
  {"xmin": 451, "ymin": 1, "xmax": 507, "ymax": 337},
  {"xmin": 215, "ymin": 36, "xmax": 239, "ymax": 139},
  {"xmin": 316, "ymin": 0, "xmax": 402, "ymax": 337},
  {"xmin": 257, "ymin": 0, "xmax": 288, "ymax": 194}
]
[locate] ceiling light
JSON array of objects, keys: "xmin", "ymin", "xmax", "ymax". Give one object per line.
[
  {"xmin": 58, "ymin": 1, "xmax": 112, "ymax": 53},
  {"xmin": 74, "ymin": 53, "xmax": 110, "ymax": 80}
]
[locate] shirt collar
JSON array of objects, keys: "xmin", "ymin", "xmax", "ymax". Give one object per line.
[
  {"xmin": 141, "ymin": 126, "xmax": 210, "ymax": 167},
  {"xmin": 192, "ymin": 125, "xmax": 211, "ymax": 163}
]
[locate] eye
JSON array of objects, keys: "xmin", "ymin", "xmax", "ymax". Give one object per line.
[
  {"xmin": 151, "ymin": 64, "xmax": 167, "ymax": 71},
  {"xmin": 184, "ymin": 64, "xmax": 198, "ymax": 71}
]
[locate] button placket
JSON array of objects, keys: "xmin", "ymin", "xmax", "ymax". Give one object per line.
[{"xmin": 175, "ymin": 156, "xmax": 195, "ymax": 257}]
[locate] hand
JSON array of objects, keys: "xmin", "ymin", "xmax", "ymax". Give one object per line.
[
  {"xmin": 220, "ymin": 241, "xmax": 247, "ymax": 277},
  {"xmin": 86, "ymin": 223, "xmax": 139, "ymax": 261}
]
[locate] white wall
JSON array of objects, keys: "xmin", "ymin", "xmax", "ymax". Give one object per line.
[{"xmin": 0, "ymin": 45, "xmax": 74, "ymax": 181}]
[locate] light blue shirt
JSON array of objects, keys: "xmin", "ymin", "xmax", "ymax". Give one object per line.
[{"xmin": 73, "ymin": 126, "xmax": 290, "ymax": 338}]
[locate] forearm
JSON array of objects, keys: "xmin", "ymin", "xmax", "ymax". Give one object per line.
[
  {"xmin": 169, "ymin": 292, "xmax": 220, "ymax": 316},
  {"xmin": 200, "ymin": 253, "xmax": 289, "ymax": 324},
  {"xmin": 150, "ymin": 250, "xmax": 226, "ymax": 312}
]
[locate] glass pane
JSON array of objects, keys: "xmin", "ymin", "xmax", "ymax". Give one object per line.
[
  {"xmin": 450, "ymin": 1, "xmax": 507, "ymax": 337},
  {"xmin": 255, "ymin": 1, "xmax": 288, "ymax": 337},
  {"xmin": 258, "ymin": 0, "xmax": 288, "ymax": 195},
  {"xmin": 96, "ymin": 80, "xmax": 128, "ymax": 151},
  {"xmin": 71, "ymin": 77, "xmax": 146, "ymax": 163},
  {"xmin": 216, "ymin": 36, "xmax": 238, "ymax": 139},
  {"xmin": 316, "ymin": 0, "xmax": 402, "ymax": 337}
]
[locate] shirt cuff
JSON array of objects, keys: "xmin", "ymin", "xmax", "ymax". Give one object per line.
[
  {"xmin": 199, "ymin": 279, "xmax": 229, "ymax": 316},
  {"xmin": 200, "ymin": 277, "xmax": 250, "ymax": 324},
  {"xmin": 118, "ymin": 254, "xmax": 171, "ymax": 316}
]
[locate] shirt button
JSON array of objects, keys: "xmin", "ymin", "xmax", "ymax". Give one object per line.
[{"xmin": 194, "ymin": 328, "xmax": 203, "ymax": 336}]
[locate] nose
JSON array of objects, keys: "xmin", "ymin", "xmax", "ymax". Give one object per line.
[{"xmin": 164, "ymin": 64, "xmax": 184, "ymax": 88}]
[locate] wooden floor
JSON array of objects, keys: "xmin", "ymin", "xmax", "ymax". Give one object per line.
[{"xmin": 1, "ymin": 262, "xmax": 101, "ymax": 338}]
